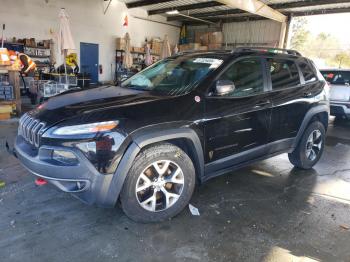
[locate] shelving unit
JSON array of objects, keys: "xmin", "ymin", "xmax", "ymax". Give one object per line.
[
  {"xmin": 24, "ymin": 46, "xmax": 51, "ymax": 71},
  {"xmin": 0, "ymin": 65, "xmax": 21, "ymax": 117},
  {"xmin": 115, "ymin": 48, "xmax": 161, "ymax": 84},
  {"xmin": 4, "ymin": 42, "xmax": 53, "ymax": 72},
  {"xmin": 30, "ymin": 55, "xmax": 51, "ymax": 59}
]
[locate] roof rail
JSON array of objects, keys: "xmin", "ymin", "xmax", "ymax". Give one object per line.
[
  {"xmin": 232, "ymin": 47, "xmax": 302, "ymax": 56},
  {"xmin": 176, "ymin": 49, "xmax": 229, "ymax": 56}
]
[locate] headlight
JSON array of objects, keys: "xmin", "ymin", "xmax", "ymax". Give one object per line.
[{"xmin": 52, "ymin": 121, "xmax": 119, "ymax": 135}]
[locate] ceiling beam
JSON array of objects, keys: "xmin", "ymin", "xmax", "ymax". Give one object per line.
[
  {"xmin": 206, "ymin": 0, "xmax": 287, "ymax": 22},
  {"xmin": 167, "ymin": 0, "xmax": 350, "ymax": 21},
  {"xmin": 167, "ymin": 9, "xmax": 242, "ymax": 21},
  {"xmin": 148, "ymin": 1, "xmax": 223, "ymax": 15},
  {"xmin": 126, "ymin": 0, "xmax": 175, "ymax": 9}
]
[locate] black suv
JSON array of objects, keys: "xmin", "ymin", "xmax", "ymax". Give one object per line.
[{"xmin": 14, "ymin": 48, "xmax": 329, "ymax": 222}]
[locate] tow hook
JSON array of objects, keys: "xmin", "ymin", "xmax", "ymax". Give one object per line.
[{"xmin": 35, "ymin": 178, "xmax": 47, "ymax": 186}]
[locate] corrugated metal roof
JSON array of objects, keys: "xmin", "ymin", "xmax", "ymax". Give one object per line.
[
  {"xmin": 281, "ymin": 3, "xmax": 350, "ymax": 12},
  {"xmin": 121, "ymin": 0, "xmax": 212, "ymax": 11},
  {"xmin": 121, "ymin": 0, "xmax": 300, "ymax": 12},
  {"xmin": 185, "ymin": 5, "xmax": 231, "ymax": 15},
  {"xmin": 121, "ymin": 0, "xmax": 350, "ymax": 22}
]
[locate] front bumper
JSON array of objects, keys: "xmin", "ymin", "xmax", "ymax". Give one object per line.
[
  {"xmin": 14, "ymin": 135, "xmax": 115, "ymax": 207},
  {"xmin": 330, "ymin": 102, "xmax": 350, "ymax": 117}
]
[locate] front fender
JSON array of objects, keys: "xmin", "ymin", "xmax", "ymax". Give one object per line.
[{"xmin": 102, "ymin": 126, "xmax": 205, "ymax": 207}]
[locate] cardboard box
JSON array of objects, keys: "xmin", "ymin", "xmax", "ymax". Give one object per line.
[
  {"xmin": 195, "ymin": 32, "xmax": 209, "ymax": 46},
  {"xmin": 179, "ymin": 43, "xmax": 202, "ymax": 52},
  {"xmin": 209, "ymin": 32, "xmax": 223, "ymax": 44},
  {"xmin": 179, "ymin": 44, "xmax": 189, "ymax": 52},
  {"xmin": 0, "ymin": 105, "xmax": 12, "ymax": 114},
  {"xmin": 188, "ymin": 43, "xmax": 201, "ymax": 50},
  {"xmin": 116, "ymin": 37, "xmax": 126, "ymax": 50},
  {"xmin": 208, "ymin": 43, "xmax": 222, "ymax": 50},
  {"xmin": 132, "ymin": 47, "xmax": 145, "ymax": 53},
  {"xmin": 43, "ymin": 40, "xmax": 51, "ymax": 49},
  {"xmin": 0, "ymin": 113, "xmax": 11, "ymax": 120},
  {"xmin": 199, "ymin": 46, "xmax": 208, "ymax": 51},
  {"xmin": 151, "ymin": 39, "xmax": 163, "ymax": 55}
]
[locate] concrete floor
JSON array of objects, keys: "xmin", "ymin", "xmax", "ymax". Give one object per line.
[{"xmin": 1, "ymin": 118, "xmax": 350, "ymax": 262}]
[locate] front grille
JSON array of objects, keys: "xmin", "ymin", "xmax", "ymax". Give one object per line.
[{"xmin": 18, "ymin": 113, "xmax": 46, "ymax": 147}]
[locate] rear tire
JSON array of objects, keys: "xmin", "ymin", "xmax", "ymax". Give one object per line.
[
  {"xmin": 288, "ymin": 121, "xmax": 326, "ymax": 169},
  {"xmin": 120, "ymin": 143, "xmax": 196, "ymax": 223}
]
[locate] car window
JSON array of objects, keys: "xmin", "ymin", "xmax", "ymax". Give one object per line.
[
  {"xmin": 321, "ymin": 71, "xmax": 350, "ymax": 85},
  {"xmin": 268, "ymin": 59, "xmax": 300, "ymax": 89},
  {"xmin": 298, "ymin": 61, "xmax": 317, "ymax": 83},
  {"xmin": 121, "ymin": 56, "xmax": 223, "ymax": 96},
  {"xmin": 217, "ymin": 58, "xmax": 264, "ymax": 97}
]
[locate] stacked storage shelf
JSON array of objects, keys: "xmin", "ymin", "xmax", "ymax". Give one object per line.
[
  {"xmin": 24, "ymin": 46, "xmax": 51, "ymax": 70},
  {"xmin": 0, "ymin": 66, "xmax": 21, "ymax": 119},
  {"xmin": 0, "ymin": 75, "xmax": 15, "ymax": 119},
  {"xmin": 0, "ymin": 75, "xmax": 13, "ymax": 101},
  {"xmin": 0, "ymin": 85, "xmax": 14, "ymax": 101}
]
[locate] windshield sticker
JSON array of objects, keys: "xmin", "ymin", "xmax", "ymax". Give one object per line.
[{"xmin": 193, "ymin": 58, "xmax": 223, "ymax": 69}]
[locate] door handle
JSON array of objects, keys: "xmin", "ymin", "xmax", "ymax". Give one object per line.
[{"xmin": 254, "ymin": 100, "xmax": 270, "ymax": 108}]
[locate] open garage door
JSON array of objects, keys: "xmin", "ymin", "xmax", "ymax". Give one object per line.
[{"xmin": 123, "ymin": 0, "xmax": 350, "ymax": 48}]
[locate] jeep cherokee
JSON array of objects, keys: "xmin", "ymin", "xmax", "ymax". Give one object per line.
[{"xmin": 14, "ymin": 48, "xmax": 330, "ymax": 222}]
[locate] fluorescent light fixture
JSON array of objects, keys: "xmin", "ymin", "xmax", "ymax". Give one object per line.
[
  {"xmin": 166, "ymin": 9, "xmax": 217, "ymax": 25},
  {"xmin": 166, "ymin": 10, "xmax": 179, "ymax": 15}
]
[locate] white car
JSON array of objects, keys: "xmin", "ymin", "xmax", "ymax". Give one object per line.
[{"xmin": 321, "ymin": 69, "xmax": 350, "ymax": 119}]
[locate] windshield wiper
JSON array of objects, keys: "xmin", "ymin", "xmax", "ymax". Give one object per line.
[{"xmin": 122, "ymin": 84, "xmax": 150, "ymax": 91}]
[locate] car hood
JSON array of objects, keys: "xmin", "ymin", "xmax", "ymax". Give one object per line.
[{"xmin": 32, "ymin": 86, "xmax": 166, "ymax": 126}]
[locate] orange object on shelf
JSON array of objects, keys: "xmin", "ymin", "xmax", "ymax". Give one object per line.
[
  {"xmin": 0, "ymin": 113, "xmax": 11, "ymax": 120},
  {"xmin": 0, "ymin": 48, "xmax": 11, "ymax": 66}
]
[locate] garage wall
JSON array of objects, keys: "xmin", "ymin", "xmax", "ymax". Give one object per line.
[
  {"xmin": 223, "ymin": 20, "xmax": 283, "ymax": 48},
  {"xmin": 188, "ymin": 20, "xmax": 284, "ymax": 49},
  {"xmin": 188, "ymin": 20, "xmax": 283, "ymax": 49},
  {"xmin": 0, "ymin": 0, "xmax": 180, "ymax": 82}
]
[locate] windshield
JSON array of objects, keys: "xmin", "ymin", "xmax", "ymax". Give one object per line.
[
  {"xmin": 121, "ymin": 56, "xmax": 223, "ymax": 95},
  {"xmin": 321, "ymin": 70, "xmax": 350, "ymax": 85}
]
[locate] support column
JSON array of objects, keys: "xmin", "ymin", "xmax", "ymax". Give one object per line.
[{"xmin": 278, "ymin": 21, "xmax": 287, "ymax": 48}]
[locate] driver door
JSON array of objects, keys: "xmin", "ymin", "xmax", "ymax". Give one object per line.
[{"xmin": 204, "ymin": 57, "xmax": 272, "ymax": 174}]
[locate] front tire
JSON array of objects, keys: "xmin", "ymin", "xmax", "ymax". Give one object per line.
[
  {"xmin": 288, "ymin": 121, "xmax": 326, "ymax": 169},
  {"xmin": 120, "ymin": 143, "xmax": 196, "ymax": 223}
]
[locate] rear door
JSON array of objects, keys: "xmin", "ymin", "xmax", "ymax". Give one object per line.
[
  {"xmin": 267, "ymin": 57, "xmax": 317, "ymax": 145},
  {"xmin": 204, "ymin": 57, "xmax": 272, "ymax": 171}
]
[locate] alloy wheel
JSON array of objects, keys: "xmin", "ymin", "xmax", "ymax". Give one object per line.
[
  {"xmin": 305, "ymin": 130, "xmax": 323, "ymax": 161},
  {"xmin": 135, "ymin": 160, "xmax": 185, "ymax": 212}
]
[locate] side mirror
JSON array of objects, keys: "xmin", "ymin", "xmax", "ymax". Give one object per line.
[{"xmin": 215, "ymin": 80, "xmax": 235, "ymax": 96}]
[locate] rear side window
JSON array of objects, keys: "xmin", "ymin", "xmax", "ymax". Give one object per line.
[
  {"xmin": 322, "ymin": 71, "xmax": 350, "ymax": 85},
  {"xmin": 268, "ymin": 59, "xmax": 300, "ymax": 89},
  {"xmin": 299, "ymin": 61, "xmax": 317, "ymax": 83}
]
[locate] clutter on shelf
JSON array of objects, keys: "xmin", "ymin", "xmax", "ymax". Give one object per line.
[
  {"xmin": 115, "ymin": 33, "xmax": 176, "ymax": 84},
  {"xmin": 179, "ymin": 31, "xmax": 223, "ymax": 52}
]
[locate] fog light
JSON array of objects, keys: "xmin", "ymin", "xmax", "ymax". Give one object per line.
[{"xmin": 52, "ymin": 150, "xmax": 78, "ymax": 165}]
